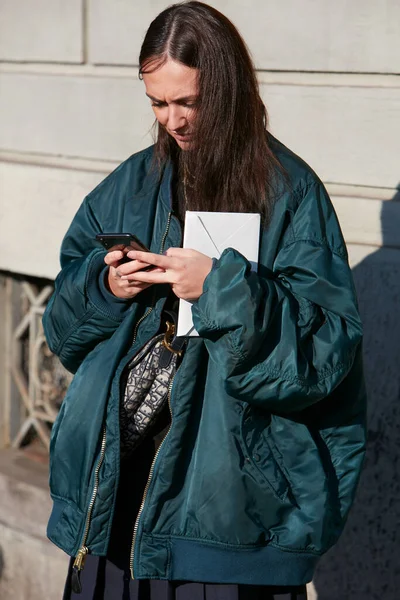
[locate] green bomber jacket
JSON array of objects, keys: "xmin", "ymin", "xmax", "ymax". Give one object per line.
[{"xmin": 43, "ymin": 135, "xmax": 366, "ymax": 586}]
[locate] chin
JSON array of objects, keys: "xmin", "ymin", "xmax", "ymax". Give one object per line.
[
  {"xmin": 176, "ymin": 139, "xmax": 192, "ymax": 150},
  {"xmin": 168, "ymin": 133, "xmax": 193, "ymax": 150}
]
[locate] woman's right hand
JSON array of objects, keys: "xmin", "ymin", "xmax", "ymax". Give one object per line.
[{"xmin": 104, "ymin": 250, "xmax": 162, "ymax": 299}]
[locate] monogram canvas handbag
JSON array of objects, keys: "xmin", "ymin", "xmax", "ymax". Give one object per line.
[{"xmin": 120, "ymin": 313, "xmax": 185, "ymax": 457}]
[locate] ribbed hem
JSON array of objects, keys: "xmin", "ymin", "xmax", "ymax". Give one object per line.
[
  {"xmin": 48, "ymin": 501, "xmax": 321, "ymax": 586},
  {"xmin": 170, "ymin": 538, "xmax": 319, "ymax": 585},
  {"xmin": 135, "ymin": 533, "xmax": 320, "ymax": 585}
]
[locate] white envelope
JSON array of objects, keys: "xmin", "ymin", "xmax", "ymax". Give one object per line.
[{"xmin": 177, "ymin": 211, "xmax": 261, "ymax": 337}]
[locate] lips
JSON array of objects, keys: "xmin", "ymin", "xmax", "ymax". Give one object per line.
[
  {"xmin": 174, "ymin": 134, "xmax": 191, "ymax": 142},
  {"xmin": 169, "ymin": 130, "xmax": 192, "ymax": 142}
]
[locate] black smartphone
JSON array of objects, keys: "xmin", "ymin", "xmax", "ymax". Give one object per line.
[{"xmin": 96, "ymin": 233, "xmax": 150, "ymax": 265}]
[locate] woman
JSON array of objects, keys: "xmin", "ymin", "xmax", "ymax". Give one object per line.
[{"xmin": 43, "ymin": 2, "xmax": 367, "ymax": 599}]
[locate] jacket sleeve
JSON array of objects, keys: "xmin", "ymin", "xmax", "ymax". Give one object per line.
[
  {"xmin": 42, "ymin": 196, "xmax": 134, "ymax": 374},
  {"xmin": 191, "ymin": 181, "xmax": 363, "ymax": 413}
]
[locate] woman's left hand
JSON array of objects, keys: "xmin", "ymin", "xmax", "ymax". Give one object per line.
[{"xmin": 124, "ymin": 248, "xmax": 213, "ymax": 301}]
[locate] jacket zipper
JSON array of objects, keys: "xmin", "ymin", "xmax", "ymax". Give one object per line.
[
  {"xmin": 129, "ymin": 210, "xmax": 176, "ymax": 579},
  {"xmin": 160, "ymin": 211, "xmax": 172, "ymax": 255},
  {"xmin": 71, "ymin": 426, "xmax": 107, "ymax": 592},
  {"xmin": 71, "ymin": 306, "xmax": 154, "ymax": 589},
  {"xmin": 130, "ymin": 376, "xmax": 175, "ymax": 579},
  {"xmin": 72, "ymin": 210, "xmax": 174, "ymax": 589},
  {"xmin": 71, "ymin": 314, "xmax": 152, "ymax": 593}
]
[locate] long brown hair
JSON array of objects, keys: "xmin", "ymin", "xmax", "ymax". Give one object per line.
[{"xmin": 139, "ymin": 1, "xmax": 281, "ymax": 222}]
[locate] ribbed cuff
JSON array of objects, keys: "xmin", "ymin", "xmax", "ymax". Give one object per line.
[{"xmin": 86, "ymin": 252, "xmax": 133, "ymax": 320}]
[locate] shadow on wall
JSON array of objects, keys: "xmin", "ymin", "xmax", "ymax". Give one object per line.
[{"xmin": 313, "ymin": 186, "xmax": 400, "ymax": 600}]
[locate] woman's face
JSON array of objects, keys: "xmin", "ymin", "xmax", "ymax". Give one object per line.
[{"xmin": 142, "ymin": 58, "xmax": 198, "ymax": 149}]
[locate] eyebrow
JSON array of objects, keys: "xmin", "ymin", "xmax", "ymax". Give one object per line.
[{"xmin": 145, "ymin": 93, "xmax": 197, "ymax": 104}]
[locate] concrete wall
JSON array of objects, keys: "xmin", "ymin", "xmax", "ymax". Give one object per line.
[{"xmin": 0, "ymin": 1, "xmax": 399, "ymax": 599}]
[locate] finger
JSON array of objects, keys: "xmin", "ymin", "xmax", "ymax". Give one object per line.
[
  {"xmin": 114, "ymin": 259, "xmax": 153, "ymax": 276},
  {"xmin": 165, "ymin": 247, "xmax": 193, "ymax": 257},
  {"xmin": 104, "ymin": 250, "xmax": 124, "ymax": 266},
  {"xmin": 109, "ymin": 265, "xmax": 124, "ymax": 280},
  {"xmin": 166, "ymin": 247, "xmax": 209, "ymax": 260},
  {"xmin": 121, "ymin": 269, "xmax": 171, "ymax": 284},
  {"xmin": 125, "ymin": 281, "xmax": 151, "ymax": 290},
  {"xmin": 119, "ymin": 267, "xmax": 163, "ymax": 283},
  {"xmin": 126, "ymin": 250, "xmax": 175, "ymax": 269}
]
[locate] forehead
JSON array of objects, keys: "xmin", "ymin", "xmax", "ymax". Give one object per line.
[{"xmin": 142, "ymin": 58, "xmax": 198, "ymax": 100}]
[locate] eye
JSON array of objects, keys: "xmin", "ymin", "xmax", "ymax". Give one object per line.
[
  {"xmin": 179, "ymin": 100, "xmax": 198, "ymax": 109},
  {"xmin": 151, "ymin": 101, "xmax": 166, "ymax": 108}
]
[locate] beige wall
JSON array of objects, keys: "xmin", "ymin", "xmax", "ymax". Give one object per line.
[{"xmin": 0, "ymin": 0, "xmax": 399, "ymax": 278}]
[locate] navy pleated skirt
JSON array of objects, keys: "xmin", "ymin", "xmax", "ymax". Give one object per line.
[{"xmin": 63, "ymin": 425, "xmax": 307, "ymax": 600}]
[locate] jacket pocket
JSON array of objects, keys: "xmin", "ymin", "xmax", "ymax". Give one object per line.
[{"xmin": 240, "ymin": 405, "xmax": 293, "ymax": 503}]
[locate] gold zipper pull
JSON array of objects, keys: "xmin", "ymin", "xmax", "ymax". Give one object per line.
[
  {"xmin": 71, "ymin": 546, "xmax": 88, "ymax": 594},
  {"xmin": 73, "ymin": 546, "xmax": 88, "ymax": 570}
]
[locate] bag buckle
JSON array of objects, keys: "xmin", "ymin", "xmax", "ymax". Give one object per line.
[{"xmin": 162, "ymin": 321, "xmax": 183, "ymax": 356}]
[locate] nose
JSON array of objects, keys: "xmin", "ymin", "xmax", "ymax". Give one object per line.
[{"xmin": 167, "ymin": 105, "xmax": 186, "ymax": 132}]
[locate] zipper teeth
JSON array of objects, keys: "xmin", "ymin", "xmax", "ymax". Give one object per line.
[
  {"xmin": 74, "ymin": 427, "xmax": 107, "ymax": 563},
  {"xmin": 130, "ymin": 376, "xmax": 175, "ymax": 579},
  {"xmin": 129, "ymin": 210, "xmax": 174, "ymax": 578},
  {"xmin": 160, "ymin": 212, "xmax": 172, "ymax": 255},
  {"xmin": 132, "ymin": 307, "xmax": 153, "ymax": 347},
  {"xmin": 74, "ymin": 307, "xmax": 151, "ymax": 565}
]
